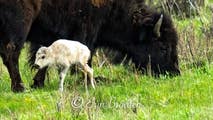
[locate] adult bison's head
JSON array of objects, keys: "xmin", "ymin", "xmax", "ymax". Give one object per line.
[{"xmin": 130, "ymin": 10, "xmax": 180, "ymax": 75}]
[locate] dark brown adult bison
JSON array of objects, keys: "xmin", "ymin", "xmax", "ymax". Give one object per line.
[{"xmin": 0, "ymin": 0, "xmax": 180, "ymax": 92}]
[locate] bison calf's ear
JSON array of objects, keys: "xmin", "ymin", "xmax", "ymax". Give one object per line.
[{"xmin": 39, "ymin": 47, "xmax": 48, "ymax": 54}]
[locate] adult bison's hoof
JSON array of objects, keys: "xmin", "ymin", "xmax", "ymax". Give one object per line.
[
  {"xmin": 12, "ymin": 83, "xmax": 25, "ymax": 92},
  {"xmin": 30, "ymin": 83, "xmax": 44, "ymax": 89}
]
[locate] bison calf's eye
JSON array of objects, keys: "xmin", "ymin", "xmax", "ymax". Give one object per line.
[{"xmin": 41, "ymin": 56, "xmax": 45, "ymax": 59}]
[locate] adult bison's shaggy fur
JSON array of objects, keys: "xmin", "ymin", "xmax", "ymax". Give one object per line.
[{"xmin": 0, "ymin": 0, "xmax": 180, "ymax": 92}]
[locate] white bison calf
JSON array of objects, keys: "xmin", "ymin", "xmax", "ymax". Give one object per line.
[{"xmin": 34, "ymin": 39, "xmax": 95, "ymax": 93}]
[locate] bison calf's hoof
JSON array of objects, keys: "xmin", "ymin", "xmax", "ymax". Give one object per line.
[{"xmin": 12, "ymin": 84, "xmax": 25, "ymax": 92}]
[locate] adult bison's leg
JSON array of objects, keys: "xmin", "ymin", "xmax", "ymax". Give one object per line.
[
  {"xmin": 88, "ymin": 49, "xmax": 96, "ymax": 67},
  {"xmin": 28, "ymin": 42, "xmax": 48, "ymax": 88},
  {"xmin": 27, "ymin": 26, "xmax": 55, "ymax": 88},
  {"xmin": 31, "ymin": 67, "xmax": 48, "ymax": 88},
  {"xmin": 1, "ymin": 44, "xmax": 24, "ymax": 92},
  {"xmin": 85, "ymin": 22, "xmax": 101, "ymax": 67}
]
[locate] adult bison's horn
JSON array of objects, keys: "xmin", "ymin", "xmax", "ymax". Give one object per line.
[{"xmin": 154, "ymin": 14, "xmax": 163, "ymax": 38}]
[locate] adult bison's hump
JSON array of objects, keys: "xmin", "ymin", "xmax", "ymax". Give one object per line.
[{"xmin": 29, "ymin": 0, "xmax": 112, "ymax": 42}]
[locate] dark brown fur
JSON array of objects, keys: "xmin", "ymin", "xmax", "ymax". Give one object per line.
[
  {"xmin": 0, "ymin": 0, "xmax": 41, "ymax": 92},
  {"xmin": 0, "ymin": 0, "xmax": 180, "ymax": 92}
]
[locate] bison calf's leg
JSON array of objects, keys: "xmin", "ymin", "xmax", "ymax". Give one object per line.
[
  {"xmin": 83, "ymin": 70, "xmax": 88, "ymax": 95},
  {"xmin": 83, "ymin": 64, "xmax": 95, "ymax": 89},
  {"xmin": 1, "ymin": 50, "xmax": 24, "ymax": 92},
  {"xmin": 58, "ymin": 67, "xmax": 68, "ymax": 92},
  {"xmin": 31, "ymin": 67, "xmax": 48, "ymax": 88}
]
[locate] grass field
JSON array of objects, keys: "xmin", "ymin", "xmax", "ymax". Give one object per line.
[
  {"xmin": 0, "ymin": 47, "xmax": 213, "ymax": 120},
  {"xmin": 0, "ymin": 1, "xmax": 213, "ymax": 120}
]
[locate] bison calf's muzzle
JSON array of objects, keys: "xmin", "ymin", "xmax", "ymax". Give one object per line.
[{"xmin": 32, "ymin": 64, "xmax": 40, "ymax": 69}]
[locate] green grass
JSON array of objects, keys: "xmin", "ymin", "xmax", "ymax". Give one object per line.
[{"xmin": 0, "ymin": 45, "xmax": 213, "ymax": 120}]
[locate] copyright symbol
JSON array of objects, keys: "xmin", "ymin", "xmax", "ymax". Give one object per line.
[{"xmin": 71, "ymin": 96, "xmax": 83, "ymax": 109}]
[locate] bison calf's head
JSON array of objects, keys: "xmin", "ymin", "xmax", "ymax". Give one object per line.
[{"xmin": 34, "ymin": 47, "xmax": 53, "ymax": 69}]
